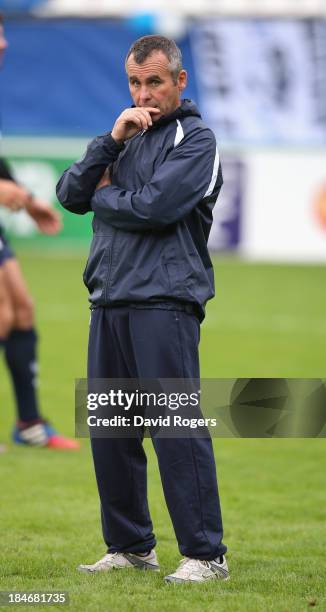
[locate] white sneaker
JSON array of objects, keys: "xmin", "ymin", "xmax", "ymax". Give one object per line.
[
  {"xmin": 77, "ymin": 550, "xmax": 160, "ymax": 573},
  {"xmin": 165, "ymin": 555, "xmax": 229, "ymax": 583}
]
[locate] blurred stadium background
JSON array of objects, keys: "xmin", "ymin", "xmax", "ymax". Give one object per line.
[
  {"xmin": 1, "ymin": 0, "xmax": 326, "ymax": 261},
  {"xmin": 0, "ymin": 2, "xmax": 325, "ymax": 610}
]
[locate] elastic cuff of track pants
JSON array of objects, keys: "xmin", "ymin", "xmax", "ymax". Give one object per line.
[{"xmin": 108, "ymin": 541, "xmax": 156, "ymax": 555}]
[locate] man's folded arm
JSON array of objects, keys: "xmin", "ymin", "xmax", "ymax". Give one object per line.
[
  {"xmin": 56, "ymin": 134, "xmax": 124, "ymax": 215},
  {"xmin": 91, "ymin": 129, "xmax": 221, "ymax": 231}
]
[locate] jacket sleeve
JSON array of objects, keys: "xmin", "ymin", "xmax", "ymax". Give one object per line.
[
  {"xmin": 90, "ymin": 128, "xmax": 221, "ymax": 231},
  {"xmin": 56, "ymin": 133, "xmax": 124, "ymax": 215}
]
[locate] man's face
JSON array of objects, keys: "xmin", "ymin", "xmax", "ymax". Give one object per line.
[
  {"xmin": 126, "ymin": 50, "xmax": 187, "ymax": 120},
  {"xmin": 0, "ymin": 24, "xmax": 8, "ymax": 66}
]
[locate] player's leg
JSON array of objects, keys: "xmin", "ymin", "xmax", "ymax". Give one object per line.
[
  {"xmin": 87, "ymin": 306, "xmax": 156, "ymax": 555},
  {"xmin": 2, "ymin": 257, "xmax": 40, "ymax": 422},
  {"xmin": 0, "ymin": 232, "xmax": 15, "ymax": 344},
  {"xmin": 0, "ymin": 265, "xmax": 14, "ymax": 344},
  {"xmin": 2, "ymin": 255, "xmax": 79, "ymax": 449},
  {"xmin": 0, "ymin": 239, "xmax": 15, "ymax": 453},
  {"xmin": 129, "ymin": 307, "xmax": 227, "ymax": 561},
  {"xmin": 0, "ymin": 263, "xmax": 13, "ymax": 454}
]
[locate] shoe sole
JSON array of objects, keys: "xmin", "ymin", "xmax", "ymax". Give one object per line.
[
  {"xmin": 164, "ymin": 574, "xmax": 230, "ymax": 583},
  {"xmin": 77, "ymin": 564, "xmax": 160, "ymax": 573}
]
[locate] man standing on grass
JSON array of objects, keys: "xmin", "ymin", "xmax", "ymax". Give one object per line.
[{"xmin": 57, "ymin": 35, "xmax": 228, "ymax": 583}]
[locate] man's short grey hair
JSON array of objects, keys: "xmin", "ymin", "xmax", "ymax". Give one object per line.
[{"xmin": 125, "ymin": 35, "xmax": 183, "ymax": 84}]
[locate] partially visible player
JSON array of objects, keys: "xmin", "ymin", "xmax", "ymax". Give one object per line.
[{"xmin": 0, "ymin": 17, "xmax": 79, "ymax": 450}]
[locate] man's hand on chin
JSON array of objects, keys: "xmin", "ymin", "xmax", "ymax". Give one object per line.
[{"xmin": 111, "ymin": 107, "xmax": 161, "ymax": 143}]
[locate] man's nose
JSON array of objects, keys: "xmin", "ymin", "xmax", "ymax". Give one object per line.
[{"xmin": 138, "ymin": 86, "xmax": 152, "ymax": 104}]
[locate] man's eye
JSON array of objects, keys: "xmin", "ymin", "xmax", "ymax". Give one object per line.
[{"xmin": 151, "ymin": 80, "xmax": 161, "ymax": 86}]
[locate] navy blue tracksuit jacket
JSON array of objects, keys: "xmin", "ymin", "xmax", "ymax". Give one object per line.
[
  {"xmin": 56, "ymin": 99, "xmax": 227, "ymax": 560},
  {"xmin": 56, "ymin": 99, "xmax": 223, "ymax": 321}
]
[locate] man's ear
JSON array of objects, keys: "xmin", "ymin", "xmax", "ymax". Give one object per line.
[{"xmin": 177, "ymin": 69, "xmax": 187, "ymax": 93}]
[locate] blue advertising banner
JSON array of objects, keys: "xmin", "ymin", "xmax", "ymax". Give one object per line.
[
  {"xmin": 0, "ymin": 0, "xmax": 46, "ymax": 9},
  {"xmin": 0, "ymin": 19, "xmax": 198, "ymax": 136}
]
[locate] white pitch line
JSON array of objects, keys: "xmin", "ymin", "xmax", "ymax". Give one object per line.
[{"xmin": 1, "ymin": 136, "xmax": 90, "ymax": 158}]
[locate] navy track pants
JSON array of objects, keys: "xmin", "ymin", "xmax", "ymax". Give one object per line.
[{"xmin": 87, "ymin": 306, "xmax": 227, "ymax": 560}]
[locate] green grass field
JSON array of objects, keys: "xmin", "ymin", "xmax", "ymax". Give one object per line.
[{"xmin": 0, "ymin": 251, "xmax": 325, "ymax": 611}]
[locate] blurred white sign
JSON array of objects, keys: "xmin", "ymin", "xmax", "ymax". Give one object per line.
[
  {"xmin": 192, "ymin": 19, "xmax": 326, "ymax": 144},
  {"xmin": 242, "ymin": 150, "xmax": 326, "ymax": 261}
]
